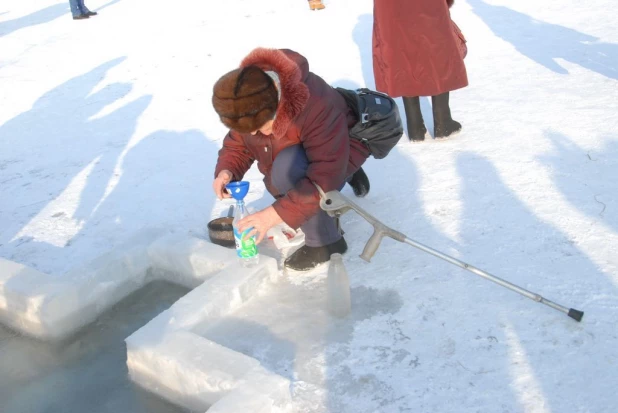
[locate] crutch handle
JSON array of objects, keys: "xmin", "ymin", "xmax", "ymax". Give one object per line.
[
  {"xmin": 360, "ymin": 229, "xmax": 384, "ymax": 262},
  {"xmin": 315, "ymin": 186, "xmax": 406, "ymax": 261}
]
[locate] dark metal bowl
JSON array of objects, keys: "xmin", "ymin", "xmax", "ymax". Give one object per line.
[{"xmin": 207, "ymin": 217, "xmax": 235, "ymax": 248}]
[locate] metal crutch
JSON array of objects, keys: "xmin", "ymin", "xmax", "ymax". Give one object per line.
[{"xmin": 316, "ymin": 186, "xmax": 584, "ymax": 322}]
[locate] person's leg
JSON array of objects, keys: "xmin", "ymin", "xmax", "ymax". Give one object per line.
[
  {"xmin": 432, "ymin": 92, "xmax": 462, "ymax": 138},
  {"xmin": 402, "ymin": 96, "xmax": 428, "ymax": 142},
  {"xmin": 69, "ymin": 0, "xmax": 87, "ymax": 18},
  {"xmin": 271, "ymin": 145, "xmax": 349, "ymax": 270},
  {"xmin": 78, "ymin": 0, "xmax": 97, "ymax": 15},
  {"xmin": 77, "ymin": 0, "xmax": 88, "ymax": 13},
  {"xmin": 271, "ymin": 145, "xmax": 341, "ymax": 247}
]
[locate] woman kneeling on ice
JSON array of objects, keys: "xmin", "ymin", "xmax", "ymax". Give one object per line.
[{"xmin": 211, "ymin": 48, "xmax": 370, "ymax": 271}]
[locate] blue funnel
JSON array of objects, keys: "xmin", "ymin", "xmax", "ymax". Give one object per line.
[{"xmin": 225, "ymin": 181, "xmax": 250, "ymax": 201}]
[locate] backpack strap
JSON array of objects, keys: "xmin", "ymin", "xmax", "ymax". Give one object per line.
[{"xmin": 335, "ymin": 87, "xmax": 361, "ymax": 115}]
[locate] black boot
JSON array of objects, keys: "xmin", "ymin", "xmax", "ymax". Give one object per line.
[
  {"xmin": 432, "ymin": 92, "xmax": 461, "ymax": 139},
  {"xmin": 284, "ymin": 237, "xmax": 348, "ymax": 271},
  {"xmin": 348, "ymin": 167, "xmax": 370, "ymax": 197},
  {"xmin": 402, "ymin": 96, "xmax": 427, "ymax": 142},
  {"xmin": 72, "ymin": 14, "xmax": 89, "ymax": 20}
]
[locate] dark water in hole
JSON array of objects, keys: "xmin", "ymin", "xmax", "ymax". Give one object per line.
[{"xmin": 0, "ymin": 281, "xmax": 193, "ymax": 413}]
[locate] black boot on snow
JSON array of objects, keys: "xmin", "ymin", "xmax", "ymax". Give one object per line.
[
  {"xmin": 402, "ymin": 96, "xmax": 428, "ymax": 142},
  {"xmin": 348, "ymin": 167, "xmax": 370, "ymax": 197},
  {"xmin": 284, "ymin": 237, "xmax": 348, "ymax": 271},
  {"xmin": 432, "ymin": 92, "xmax": 462, "ymax": 139}
]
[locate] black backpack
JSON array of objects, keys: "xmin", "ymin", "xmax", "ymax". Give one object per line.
[{"xmin": 336, "ymin": 87, "xmax": 404, "ymax": 159}]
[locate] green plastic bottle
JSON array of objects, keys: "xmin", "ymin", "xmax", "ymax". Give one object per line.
[{"xmin": 232, "ymin": 198, "xmax": 259, "ymax": 267}]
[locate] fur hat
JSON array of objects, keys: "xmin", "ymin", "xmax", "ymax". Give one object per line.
[{"xmin": 212, "ymin": 65, "xmax": 279, "ymax": 133}]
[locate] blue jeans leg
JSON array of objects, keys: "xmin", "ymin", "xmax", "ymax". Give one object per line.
[
  {"xmin": 78, "ymin": 0, "xmax": 90, "ymax": 14},
  {"xmin": 271, "ymin": 145, "xmax": 344, "ymax": 248},
  {"xmin": 69, "ymin": 0, "xmax": 83, "ymax": 16}
]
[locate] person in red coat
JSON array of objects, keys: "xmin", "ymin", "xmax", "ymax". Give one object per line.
[
  {"xmin": 373, "ymin": 0, "xmax": 468, "ymax": 141},
  {"xmin": 211, "ymin": 48, "xmax": 370, "ymax": 271}
]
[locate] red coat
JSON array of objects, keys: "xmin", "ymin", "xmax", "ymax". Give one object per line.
[
  {"xmin": 214, "ymin": 48, "xmax": 370, "ymax": 229},
  {"xmin": 372, "ymin": 0, "xmax": 468, "ymax": 97}
]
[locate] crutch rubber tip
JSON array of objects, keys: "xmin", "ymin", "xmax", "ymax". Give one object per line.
[{"xmin": 568, "ymin": 308, "xmax": 584, "ymax": 322}]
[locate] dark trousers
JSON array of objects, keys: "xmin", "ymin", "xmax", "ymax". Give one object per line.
[{"xmin": 271, "ymin": 145, "xmax": 345, "ymax": 247}]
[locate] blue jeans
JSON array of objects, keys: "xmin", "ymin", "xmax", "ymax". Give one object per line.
[
  {"xmin": 69, "ymin": 0, "xmax": 90, "ymax": 16},
  {"xmin": 271, "ymin": 145, "xmax": 347, "ymax": 248}
]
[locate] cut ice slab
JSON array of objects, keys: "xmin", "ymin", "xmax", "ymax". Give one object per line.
[
  {"xmin": 1, "ymin": 230, "xmax": 290, "ymax": 413},
  {"xmin": 125, "ymin": 237, "xmax": 290, "ymax": 413},
  {"xmin": 0, "ymin": 230, "xmax": 231, "ymax": 341},
  {"xmin": 192, "ymin": 267, "xmax": 404, "ymax": 412}
]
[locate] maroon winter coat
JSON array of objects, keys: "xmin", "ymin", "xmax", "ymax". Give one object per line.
[
  {"xmin": 214, "ymin": 48, "xmax": 370, "ymax": 229},
  {"xmin": 372, "ymin": 0, "xmax": 468, "ymax": 97}
]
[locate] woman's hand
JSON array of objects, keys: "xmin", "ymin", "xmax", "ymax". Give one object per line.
[
  {"xmin": 213, "ymin": 170, "xmax": 233, "ymax": 200},
  {"xmin": 238, "ymin": 206, "xmax": 284, "ymax": 244}
]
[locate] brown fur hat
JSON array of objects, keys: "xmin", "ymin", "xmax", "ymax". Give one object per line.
[{"xmin": 212, "ymin": 65, "xmax": 279, "ymax": 133}]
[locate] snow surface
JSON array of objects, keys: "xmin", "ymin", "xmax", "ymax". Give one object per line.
[{"xmin": 1, "ymin": 0, "xmax": 618, "ymax": 412}]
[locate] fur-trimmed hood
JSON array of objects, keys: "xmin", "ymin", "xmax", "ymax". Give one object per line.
[{"xmin": 240, "ymin": 48, "xmax": 311, "ymax": 139}]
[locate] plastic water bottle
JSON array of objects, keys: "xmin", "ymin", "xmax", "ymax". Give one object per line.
[
  {"xmin": 232, "ymin": 198, "xmax": 259, "ymax": 267},
  {"xmin": 326, "ymin": 253, "xmax": 351, "ymax": 317},
  {"xmin": 226, "ymin": 181, "xmax": 259, "ymax": 267}
]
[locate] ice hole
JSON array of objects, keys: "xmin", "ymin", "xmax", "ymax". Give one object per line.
[
  {"xmin": 0, "ymin": 281, "xmax": 192, "ymax": 413},
  {"xmin": 1, "ymin": 235, "xmax": 285, "ymax": 413}
]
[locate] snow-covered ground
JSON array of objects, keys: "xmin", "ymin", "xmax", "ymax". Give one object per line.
[{"xmin": 1, "ymin": 0, "xmax": 617, "ymax": 412}]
